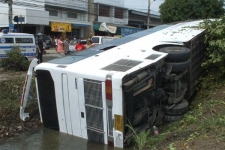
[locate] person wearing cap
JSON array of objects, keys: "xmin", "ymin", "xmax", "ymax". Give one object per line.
[
  {"xmin": 37, "ymin": 33, "xmax": 44, "ymax": 63},
  {"xmin": 75, "ymin": 40, "xmax": 85, "ymax": 52}
]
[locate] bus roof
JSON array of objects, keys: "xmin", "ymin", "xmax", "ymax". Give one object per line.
[{"xmin": 38, "ymin": 20, "xmax": 205, "ymax": 78}]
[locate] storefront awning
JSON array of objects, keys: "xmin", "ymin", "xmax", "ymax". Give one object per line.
[{"xmin": 73, "ymin": 23, "xmax": 91, "ymax": 27}]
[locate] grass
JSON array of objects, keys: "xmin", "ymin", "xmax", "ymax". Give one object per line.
[
  {"xmin": 0, "ymin": 73, "xmax": 40, "ymax": 140},
  {"xmin": 126, "ymin": 123, "xmax": 151, "ymax": 150}
]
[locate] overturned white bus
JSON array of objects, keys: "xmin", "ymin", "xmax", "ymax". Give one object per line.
[{"xmin": 20, "ymin": 20, "xmax": 205, "ymax": 148}]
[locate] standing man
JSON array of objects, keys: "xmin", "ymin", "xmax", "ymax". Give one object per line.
[
  {"xmin": 37, "ymin": 33, "xmax": 44, "ymax": 63},
  {"xmin": 64, "ymin": 37, "xmax": 69, "ymax": 55}
]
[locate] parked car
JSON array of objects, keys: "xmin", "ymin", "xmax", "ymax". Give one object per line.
[
  {"xmin": 69, "ymin": 40, "xmax": 87, "ymax": 52},
  {"xmin": 91, "ymin": 36, "xmax": 119, "ymax": 45},
  {"xmin": 69, "ymin": 40, "xmax": 77, "ymax": 52}
]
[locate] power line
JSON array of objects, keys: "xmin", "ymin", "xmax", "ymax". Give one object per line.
[
  {"xmin": 1, "ymin": 0, "xmax": 159, "ymax": 13},
  {"xmin": 0, "ymin": 1, "xmax": 159, "ymax": 26}
]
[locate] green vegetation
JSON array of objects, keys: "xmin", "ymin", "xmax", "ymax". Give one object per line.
[
  {"xmin": 199, "ymin": 17, "xmax": 225, "ymax": 87},
  {"xmin": 0, "ymin": 46, "xmax": 30, "ymax": 71},
  {"xmin": 126, "ymin": 124, "xmax": 151, "ymax": 150},
  {"xmin": 159, "ymin": 0, "xmax": 224, "ymax": 23},
  {"xmin": 0, "ymin": 74, "xmax": 40, "ymax": 140}
]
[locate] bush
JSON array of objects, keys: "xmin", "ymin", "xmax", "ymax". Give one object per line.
[{"xmin": 0, "ymin": 46, "xmax": 30, "ymax": 71}]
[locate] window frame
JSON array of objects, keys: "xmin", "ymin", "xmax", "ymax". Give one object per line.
[
  {"xmin": 49, "ymin": 10, "xmax": 58, "ymax": 16},
  {"xmin": 0, "ymin": 37, "xmax": 14, "ymax": 44},
  {"xmin": 115, "ymin": 8, "xmax": 123, "ymax": 19},
  {"xmin": 15, "ymin": 38, "xmax": 33, "ymax": 44},
  {"xmin": 67, "ymin": 12, "xmax": 78, "ymax": 19}
]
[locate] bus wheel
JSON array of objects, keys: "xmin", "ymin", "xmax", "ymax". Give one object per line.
[
  {"xmin": 159, "ymin": 47, "xmax": 190, "ymax": 62},
  {"xmin": 164, "ymin": 99, "xmax": 189, "ymax": 115},
  {"xmin": 164, "ymin": 59, "xmax": 190, "ymax": 73}
]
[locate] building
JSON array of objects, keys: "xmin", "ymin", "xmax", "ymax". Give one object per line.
[
  {"xmin": 89, "ymin": 0, "xmax": 136, "ymax": 37},
  {"xmin": 0, "ymin": 0, "xmax": 163, "ymax": 38},
  {"xmin": 128, "ymin": 9, "xmax": 161, "ymax": 29},
  {"xmin": 0, "ymin": 0, "xmax": 91, "ymax": 39}
]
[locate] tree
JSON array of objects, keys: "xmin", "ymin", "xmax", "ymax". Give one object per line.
[
  {"xmin": 159, "ymin": 0, "xmax": 225, "ymax": 23},
  {"xmin": 200, "ymin": 17, "xmax": 225, "ymax": 84}
]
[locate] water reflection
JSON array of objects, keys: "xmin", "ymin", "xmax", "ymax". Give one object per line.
[{"xmin": 0, "ymin": 127, "xmax": 132, "ymax": 150}]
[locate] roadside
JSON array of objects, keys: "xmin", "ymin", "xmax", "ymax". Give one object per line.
[
  {"xmin": 0, "ymin": 51, "xmax": 58, "ymax": 81},
  {"xmin": 0, "ymin": 54, "xmax": 58, "ymax": 143}
]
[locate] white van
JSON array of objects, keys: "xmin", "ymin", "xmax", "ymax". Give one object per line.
[
  {"xmin": 92, "ymin": 36, "xmax": 119, "ymax": 45},
  {"xmin": 0, "ymin": 30, "xmax": 36, "ymax": 60}
]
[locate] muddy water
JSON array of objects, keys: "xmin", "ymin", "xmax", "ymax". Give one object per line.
[{"xmin": 0, "ymin": 127, "xmax": 132, "ymax": 150}]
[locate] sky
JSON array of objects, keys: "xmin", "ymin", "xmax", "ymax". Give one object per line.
[
  {"xmin": 0, "ymin": 0, "xmax": 165, "ymax": 16},
  {"xmin": 124, "ymin": 0, "xmax": 165, "ymax": 15}
]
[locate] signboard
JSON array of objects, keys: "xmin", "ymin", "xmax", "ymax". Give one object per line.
[
  {"xmin": 51, "ymin": 22, "xmax": 72, "ymax": 32},
  {"xmin": 99, "ymin": 22, "xmax": 117, "ymax": 34},
  {"xmin": 18, "ymin": 17, "xmax": 25, "ymax": 22},
  {"xmin": 121, "ymin": 27, "xmax": 143, "ymax": 37},
  {"xmin": 9, "ymin": 23, "xmax": 14, "ymax": 30}
]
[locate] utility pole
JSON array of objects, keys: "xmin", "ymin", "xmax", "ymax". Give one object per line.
[
  {"xmin": 147, "ymin": 0, "xmax": 150, "ymax": 29},
  {"xmin": 147, "ymin": 0, "xmax": 155, "ymax": 29},
  {"xmin": 3, "ymin": 0, "xmax": 13, "ymax": 28},
  {"xmin": 8, "ymin": 0, "xmax": 12, "ymax": 25}
]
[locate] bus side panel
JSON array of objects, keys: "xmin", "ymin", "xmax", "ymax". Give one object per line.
[
  {"xmin": 112, "ymin": 77, "xmax": 124, "ymax": 148},
  {"xmin": 53, "ymin": 71, "xmax": 68, "ymax": 133},
  {"xmin": 62, "ymin": 74, "xmax": 73, "ymax": 135},
  {"xmin": 68, "ymin": 77, "xmax": 82, "ymax": 137},
  {"xmin": 113, "ymin": 89, "xmax": 124, "ymax": 148},
  {"xmin": 77, "ymin": 78, "xmax": 88, "ymax": 139},
  {"xmin": 101, "ymin": 82, "xmax": 108, "ymax": 144}
]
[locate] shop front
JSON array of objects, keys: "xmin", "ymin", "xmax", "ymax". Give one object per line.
[
  {"xmin": 44, "ymin": 21, "xmax": 91, "ymax": 40},
  {"xmin": 44, "ymin": 21, "xmax": 72, "ymax": 39}
]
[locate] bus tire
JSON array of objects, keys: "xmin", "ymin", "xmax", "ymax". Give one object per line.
[
  {"xmin": 164, "ymin": 99, "xmax": 189, "ymax": 115},
  {"xmin": 164, "ymin": 59, "xmax": 190, "ymax": 73},
  {"xmin": 159, "ymin": 47, "xmax": 190, "ymax": 62}
]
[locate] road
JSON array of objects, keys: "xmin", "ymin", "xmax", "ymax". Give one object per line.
[
  {"xmin": 43, "ymin": 54, "xmax": 58, "ymax": 62},
  {"xmin": 43, "ymin": 48, "xmax": 58, "ymax": 62}
]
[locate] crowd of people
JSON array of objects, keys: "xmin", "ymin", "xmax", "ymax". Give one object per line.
[
  {"xmin": 52, "ymin": 35, "xmax": 95, "ymax": 58},
  {"xmin": 36, "ymin": 33, "xmax": 96, "ymax": 63}
]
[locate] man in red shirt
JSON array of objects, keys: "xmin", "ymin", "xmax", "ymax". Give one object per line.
[{"xmin": 75, "ymin": 40, "xmax": 85, "ymax": 51}]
